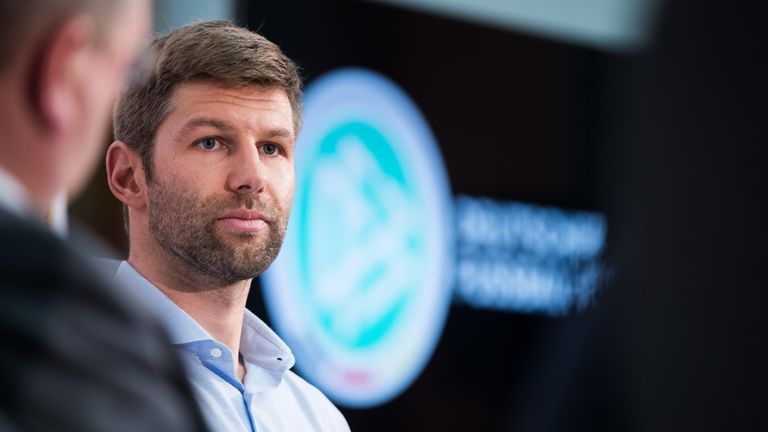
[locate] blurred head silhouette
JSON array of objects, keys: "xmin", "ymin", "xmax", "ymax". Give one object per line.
[{"xmin": 0, "ymin": 0, "xmax": 151, "ymax": 216}]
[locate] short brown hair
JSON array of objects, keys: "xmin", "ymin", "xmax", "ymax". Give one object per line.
[{"xmin": 113, "ymin": 20, "xmax": 303, "ymax": 182}]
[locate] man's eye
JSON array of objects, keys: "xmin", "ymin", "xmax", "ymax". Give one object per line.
[
  {"xmin": 263, "ymin": 143, "xmax": 279, "ymax": 155},
  {"xmin": 198, "ymin": 138, "xmax": 220, "ymax": 150}
]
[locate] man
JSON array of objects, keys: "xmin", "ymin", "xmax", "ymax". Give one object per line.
[
  {"xmin": 106, "ymin": 21, "xmax": 350, "ymax": 431},
  {"xmin": 0, "ymin": 1, "xmax": 208, "ymax": 431}
]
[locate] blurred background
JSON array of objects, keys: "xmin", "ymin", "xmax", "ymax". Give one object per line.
[{"xmin": 71, "ymin": 0, "xmax": 768, "ymax": 430}]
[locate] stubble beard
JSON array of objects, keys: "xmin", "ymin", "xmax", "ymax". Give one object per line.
[{"xmin": 147, "ymin": 180, "xmax": 290, "ymax": 287}]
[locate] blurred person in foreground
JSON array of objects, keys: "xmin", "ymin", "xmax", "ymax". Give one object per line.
[
  {"xmin": 105, "ymin": 21, "xmax": 350, "ymax": 431},
  {"xmin": 0, "ymin": 1, "xmax": 208, "ymax": 430}
]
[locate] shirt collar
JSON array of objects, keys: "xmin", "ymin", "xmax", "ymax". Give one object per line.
[
  {"xmin": 0, "ymin": 166, "xmax": 33, "ymax": 218},
  {"xmin": 114, "ymin": 260, "xmax": 295, "ymax": 372},
  {"xmin": 242, "ymin": 309, "xmax": 296, "ymax": 371},
  {"xmin": 115, "ymin": 260, "xmax": 210, "ymax": 344}
]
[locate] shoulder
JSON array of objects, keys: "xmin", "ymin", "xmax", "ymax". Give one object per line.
[
  {"xmin": 0, "ymin": 210, "xmax": 68, "ymax": 268},
  {"xmin": 0, "ymin": 211, "xmax": 208, "ymax": 431},
  {"xmin": 0, "ymin": 212, "xmax": 86, "ymax": 307},
  {"xmin": 0, "ymin": 212, "xmax": 116, "ymax": 310},
  {"xmin": 0, "ymin": 209, "xmax": 152, "ymax": 354}
]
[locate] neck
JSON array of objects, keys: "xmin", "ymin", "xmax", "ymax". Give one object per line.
[{"xmin": 128, "ymin": 242, "xmax": 252, "ymax": 365}]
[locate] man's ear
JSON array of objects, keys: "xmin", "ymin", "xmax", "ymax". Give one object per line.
[
  {"xmin": 32, "ymin": 15, "xmax": 95, "ymax": 133},
  {"xmin": 106, "ymin": 141, "xmax": 148, "ymax": 210}
]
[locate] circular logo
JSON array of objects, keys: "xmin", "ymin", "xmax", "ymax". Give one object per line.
[{"xmin": 262, "ymin": 68, "xmax": 454, "ymax": 408}]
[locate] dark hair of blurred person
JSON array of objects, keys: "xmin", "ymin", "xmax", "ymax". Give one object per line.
[{"xmin": 0, "ymin": 1, "xmax": 208, "ymax": 430}]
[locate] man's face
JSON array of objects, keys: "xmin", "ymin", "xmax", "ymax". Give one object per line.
[
  {"xmin": 65, "ymin": 0, "xmax": 151, "ymax": 198},
  {"xmin": 147, "ymin": 81, "xmax": 296, "ymax": 286}
]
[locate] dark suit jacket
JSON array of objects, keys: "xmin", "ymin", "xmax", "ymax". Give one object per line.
[{"xmin": 0, "ymin": 208, "xmax": 208, "ymax": 431}]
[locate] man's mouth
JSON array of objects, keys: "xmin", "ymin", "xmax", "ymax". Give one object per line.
[{"xmin": 216, "ymin": 210, "xmax": 268, "ymax": 233}]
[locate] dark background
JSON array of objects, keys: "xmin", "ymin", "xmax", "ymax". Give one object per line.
[{"xmin": 72, "ymin": 0, "xmax": 768, "ymax": 430}]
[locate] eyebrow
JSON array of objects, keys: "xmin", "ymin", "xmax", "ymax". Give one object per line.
[
  {"xmin": 175, "ymin": 117, "xmax": 294, "ymax": 141},
  {"xmin": 175, "ymin": 118, "xmax": 233, "ymax": 141},
  {"xmin": 265, "ymin": 128, "xmax": 294, "ymax": 140}
]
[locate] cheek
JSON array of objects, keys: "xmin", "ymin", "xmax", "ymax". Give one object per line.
[{"xmin": 274, "ymin": 165, "xmax": 295, "ymax": 203}]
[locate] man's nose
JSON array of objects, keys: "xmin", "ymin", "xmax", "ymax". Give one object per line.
[{"xmin": 226, "ymin": 145, "xmax": 267, "ymax": 194}]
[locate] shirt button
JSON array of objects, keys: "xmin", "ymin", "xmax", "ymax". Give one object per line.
[{"xmin": 210, "ymin": 348, "xmax": 223, "ymax": 358}]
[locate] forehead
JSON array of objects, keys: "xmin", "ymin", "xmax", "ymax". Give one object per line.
[
  {"xmin": 150, "ymin": 81, "xmax": 297, "ymax": 159},
  {"xmin": 171, "ymin": 80, "xmax": 290, "ymax": 111},
  {"xmin": 165, "ymin": 80, "xmax": 294, "ymax": 130}
]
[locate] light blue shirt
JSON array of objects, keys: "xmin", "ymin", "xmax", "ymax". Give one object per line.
[{"xmin": 115, "ymin": 261, "xmax": 350, "ymax": 432}]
